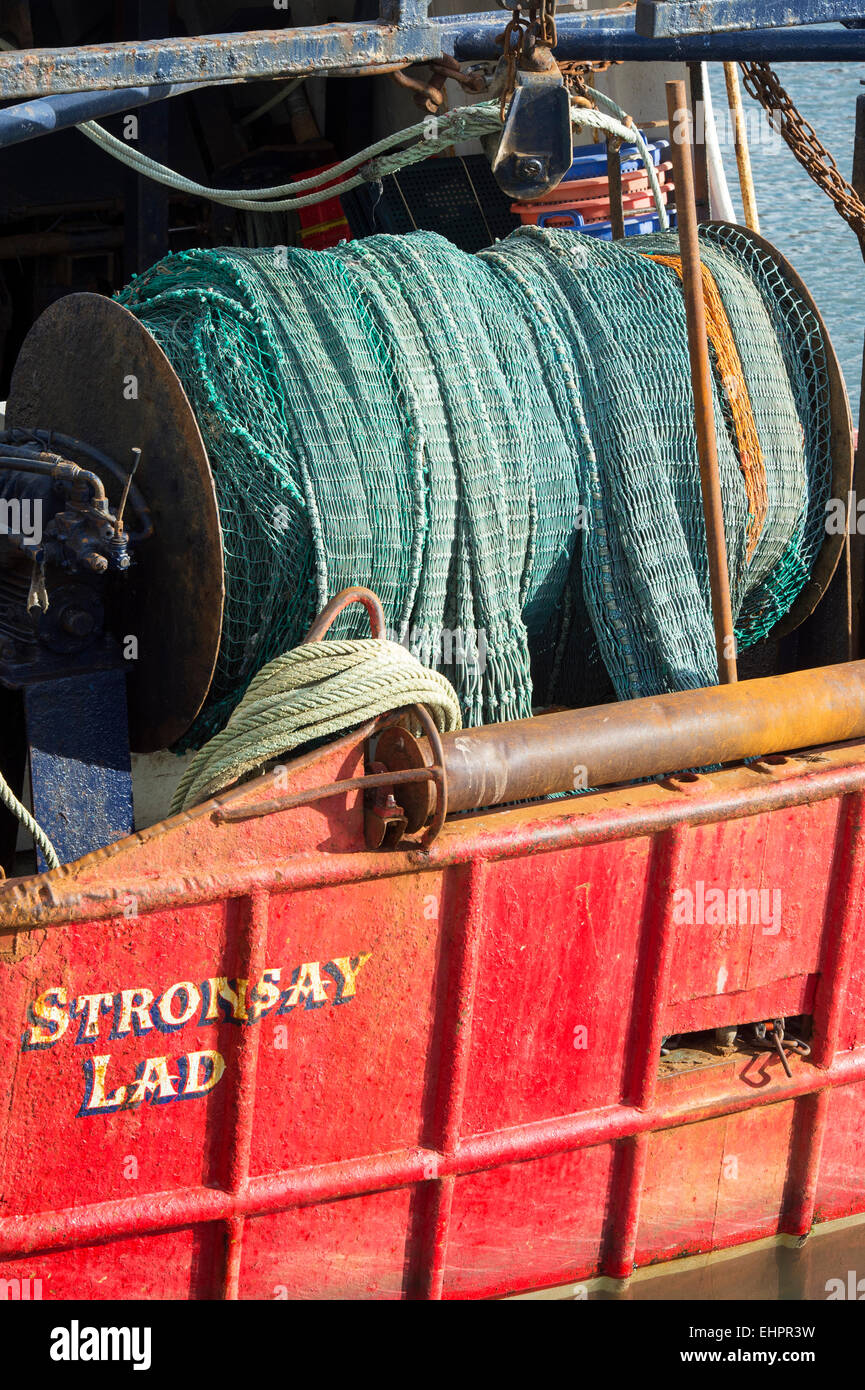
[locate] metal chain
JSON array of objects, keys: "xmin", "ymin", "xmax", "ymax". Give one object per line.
[
  {"xmin": 498, "ymin": 5, "xmax": 530, "ymax": 120},
  {"xmin": 537, "ymin": 0, "xmax": 557, "ymax": 49},
  {"xmin": 739, "ymin": 60, "xmax": 865, "ymax": 242},
  {"xmin": 561, "ymin": 59, "xmax": 624, "ymax": 115},
  {"xmin": 497, "ymin": 0, "xmax": 557, "ymax": 119}
]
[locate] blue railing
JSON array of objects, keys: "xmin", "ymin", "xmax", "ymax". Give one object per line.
[{"xmin": 2, "ymin": 2, "xmax": 865, "ymax": 141}]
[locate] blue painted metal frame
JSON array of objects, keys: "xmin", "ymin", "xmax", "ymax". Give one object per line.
[
  {"xmin": 0, "ymin": 15, "xmax": 439, "ymax": 101},
  {"xmin": 0, "ymin": 81, "xmax": 212, "ymax": 149},
  {"xmin": 4, "ymin": 5, "xmax": 865, "ymax": 103},
  {"xmin": 445, "ymin": 10, "xmax": 865, "ymax": 60},
  {"xmin": 636, "ymin": 0, "xmax": 865, "ymax": 37},
  {"xmin": 25, "ymin": 669, "xmax": 134, "ymax": 870}
]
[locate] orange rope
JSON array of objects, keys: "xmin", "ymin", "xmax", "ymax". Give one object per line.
[{"xmin": 646, "ymin": 253, "xmax": 768, "ymax": 559}]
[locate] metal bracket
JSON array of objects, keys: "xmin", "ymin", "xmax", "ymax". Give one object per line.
[
  {"xmin": 492, "ymin": 59, "xmax": 573, "ymax": 200},
  {"xmin": 749, "ymin": 1018, "xmax": 811, "ymax": 1078}
]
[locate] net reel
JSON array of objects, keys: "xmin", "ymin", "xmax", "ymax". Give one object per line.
[
  {"xmin": 0, "ymin": 227, "xmax": 853, "ymax": 869},
  {"xmin": 0, "ymin": 293, "xmax": 223, "ymax": 867}
]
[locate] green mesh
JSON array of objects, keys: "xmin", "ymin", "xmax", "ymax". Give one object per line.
[{"xmin": 117, "ymin": 225, "xmax": 834, "ymax": 749}]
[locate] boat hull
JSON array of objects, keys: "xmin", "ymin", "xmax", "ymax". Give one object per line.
[{"xmin": 1, "ymin": 734, "xmax": 863, "ymax": 1299}]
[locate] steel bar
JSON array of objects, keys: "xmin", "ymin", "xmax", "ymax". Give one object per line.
[
  {"xmin": 687, "ymin": 63, "xmax": 711, "ymax": 223},
  {"xmin": 630, "ymin": 831, "xmax": 687, "ymax": 1113},
  {"xmin": 212, "ymin": 766, "xmax": 439, "ymax": 825},
  {"xmin": 389, "ymin": 661, "xmax": 865, "ymax": 816},
  {"xmin": 221, "ymin": 891, "xmax": 269, "ymax": 1300},
  {"xmin": 0, "ymin": 25, "xmax": 440, "ymax": 100},
  {"xmin": 781, "ymin": 791, "xmax": 865, "ymax": 1236},
  {"xmin": 445, "ymin": 13, "xmax": 865, "ymax": 62},
  {"xmin": 666, "ymin": 78, "xmax": 737, "ymax": 683},
  {"xmin": 602, "ymin": 1136, "xmax": 649, "ymax": 1279},
  {"xmin": 5, "ymin": 17, "xmax": 865, "ymax": 103},
  {"xmin": 410, "ymin": 860, "xmax": 486, "ymax": 1299},
  {"xmin": 0, "ymin": 80, "xmax": 218, "ymax": 150},
  {"xmin": 781, "ymin": 1091, "xmax": 829, "ymax": 1238},
  {"xmin": 810, "ymin": 791, "xmax": 865, "ymax": 1068},
  {"xmin": 602, "ymin": 828, "xmax": 685, "ymax": 1278},
  {"xmin": 636, "ymin": 0, "xmax": 865, "ymax": 38},
  {"xmin": 606, "ymin": 134, "xmax": 626, "ymax": 239},
  {"xmin": 123, "ymin": 0, "xmax": 171, "ymax": 278}
]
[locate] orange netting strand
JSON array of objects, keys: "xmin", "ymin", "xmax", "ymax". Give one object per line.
[{"xmin": 645, "ymin": 252, "xmax": 768, "ymax": 560}]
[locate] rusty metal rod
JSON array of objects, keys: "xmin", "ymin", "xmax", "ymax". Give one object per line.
[
  {"xmin": 606, "ymin": 134, "xmax": 626, "ymax": 239},
  {"xmin": 723, "ymin": 61, "xmax": 761, "ymax": 233},
  {"xmin": 303, "ymin": 585, "xmax": 385, "ymax": 642},
  {"xmin": 685, "ymin": 63, "xmax": 711, "ymax": 223},
  {"xmin": 380, "ymin": 661, "xmax": 865, "ymax": 816},
  {"xmin": 213, "ymin": 765, "xmax": 438, "ymax": 824},
  {"xmin": 666, "ymin": 77, "xmax": 738, "ymax": 685}
]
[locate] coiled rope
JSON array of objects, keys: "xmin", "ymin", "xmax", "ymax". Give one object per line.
[{"xmin": 170, "ymin": 637, "xmax": 461, "ymax": 812}]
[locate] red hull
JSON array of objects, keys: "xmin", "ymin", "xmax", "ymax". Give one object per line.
[{"xmin": 0, "ymin": 734, "xmax": 863, "ymax": 1299}]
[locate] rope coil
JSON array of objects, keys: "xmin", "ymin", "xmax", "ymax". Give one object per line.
[{"xmin": 171, "ymin": 638, "xmax": 462, "ymax": 812}]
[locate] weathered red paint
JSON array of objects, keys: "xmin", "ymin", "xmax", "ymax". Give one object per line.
[{"xmin": 1, "ymin": 734, "xmax": 864, "ymax": 1299}]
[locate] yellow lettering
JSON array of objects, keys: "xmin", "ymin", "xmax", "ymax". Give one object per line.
[
  {"xmin": 202, "ymin": 978, "xmax": 248, "ymax": 1022},
  {"xmin": 114, "ymin": 987, "xmax": 155, "ymax": 1037},
  {"xmin": 329, "ymin": 953, "xmax": 372, "ymax": 1002},
  {"xmin": 182, "ymin": 1050, "xmax": 225, "ymax": 1096},
  {"xmin": 22, "ymin": 987, "xmax": 69, "ymax": 1048},
  {"xmin": 126, "ymin": 1055, "xmax": 179, "ymax": 1106}
]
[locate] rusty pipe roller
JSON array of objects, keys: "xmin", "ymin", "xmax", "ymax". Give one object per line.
[{"xmin": 375, "ymin": 661, "xmax": 865, "ymax": 828}]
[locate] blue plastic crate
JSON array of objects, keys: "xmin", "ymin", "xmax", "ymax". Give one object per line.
[
  {"xmin": 533, "ymin": 208, "xmax": 668, "ymax": 238},
  {"xmin": 562, "ymin": 137, "xmax": 670, "ymax": 181}
]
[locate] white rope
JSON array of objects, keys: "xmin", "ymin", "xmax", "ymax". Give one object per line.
[
  {"xmin": 79, "ymin": 99, "xmax": 669, "ymax": 221},
  {"xmin": 1, "ymin": 35, "xmax": 668, "ymax": 225},
  {"xmin": 0, "ymin": 771, "xmax": 60, "ymax": 870},
  {"xmin": 79, "ymin": 105, "xmax": 497, "ymax": 207}
]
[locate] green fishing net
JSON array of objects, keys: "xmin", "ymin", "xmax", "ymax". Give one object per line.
[{"xmin": 117, "ymin": 225, "xmax": 833, "ymax": 749}]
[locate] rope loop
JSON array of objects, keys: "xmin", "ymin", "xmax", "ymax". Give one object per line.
[{"xmin": 171, "ymin": 638, "xmax": 462, "ymax": 813}]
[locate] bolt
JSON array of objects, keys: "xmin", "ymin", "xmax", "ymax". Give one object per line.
[
  {"xmin": 84, "ymin": 552, "xmax": 108, "ymax": 573},
  {"xmin": 516, "ymin": 157, "xmax": 545, "ymax": 181},
  {"xmin": 60, "ymin": 609, "xmax": 96, "ymax": 638}
]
